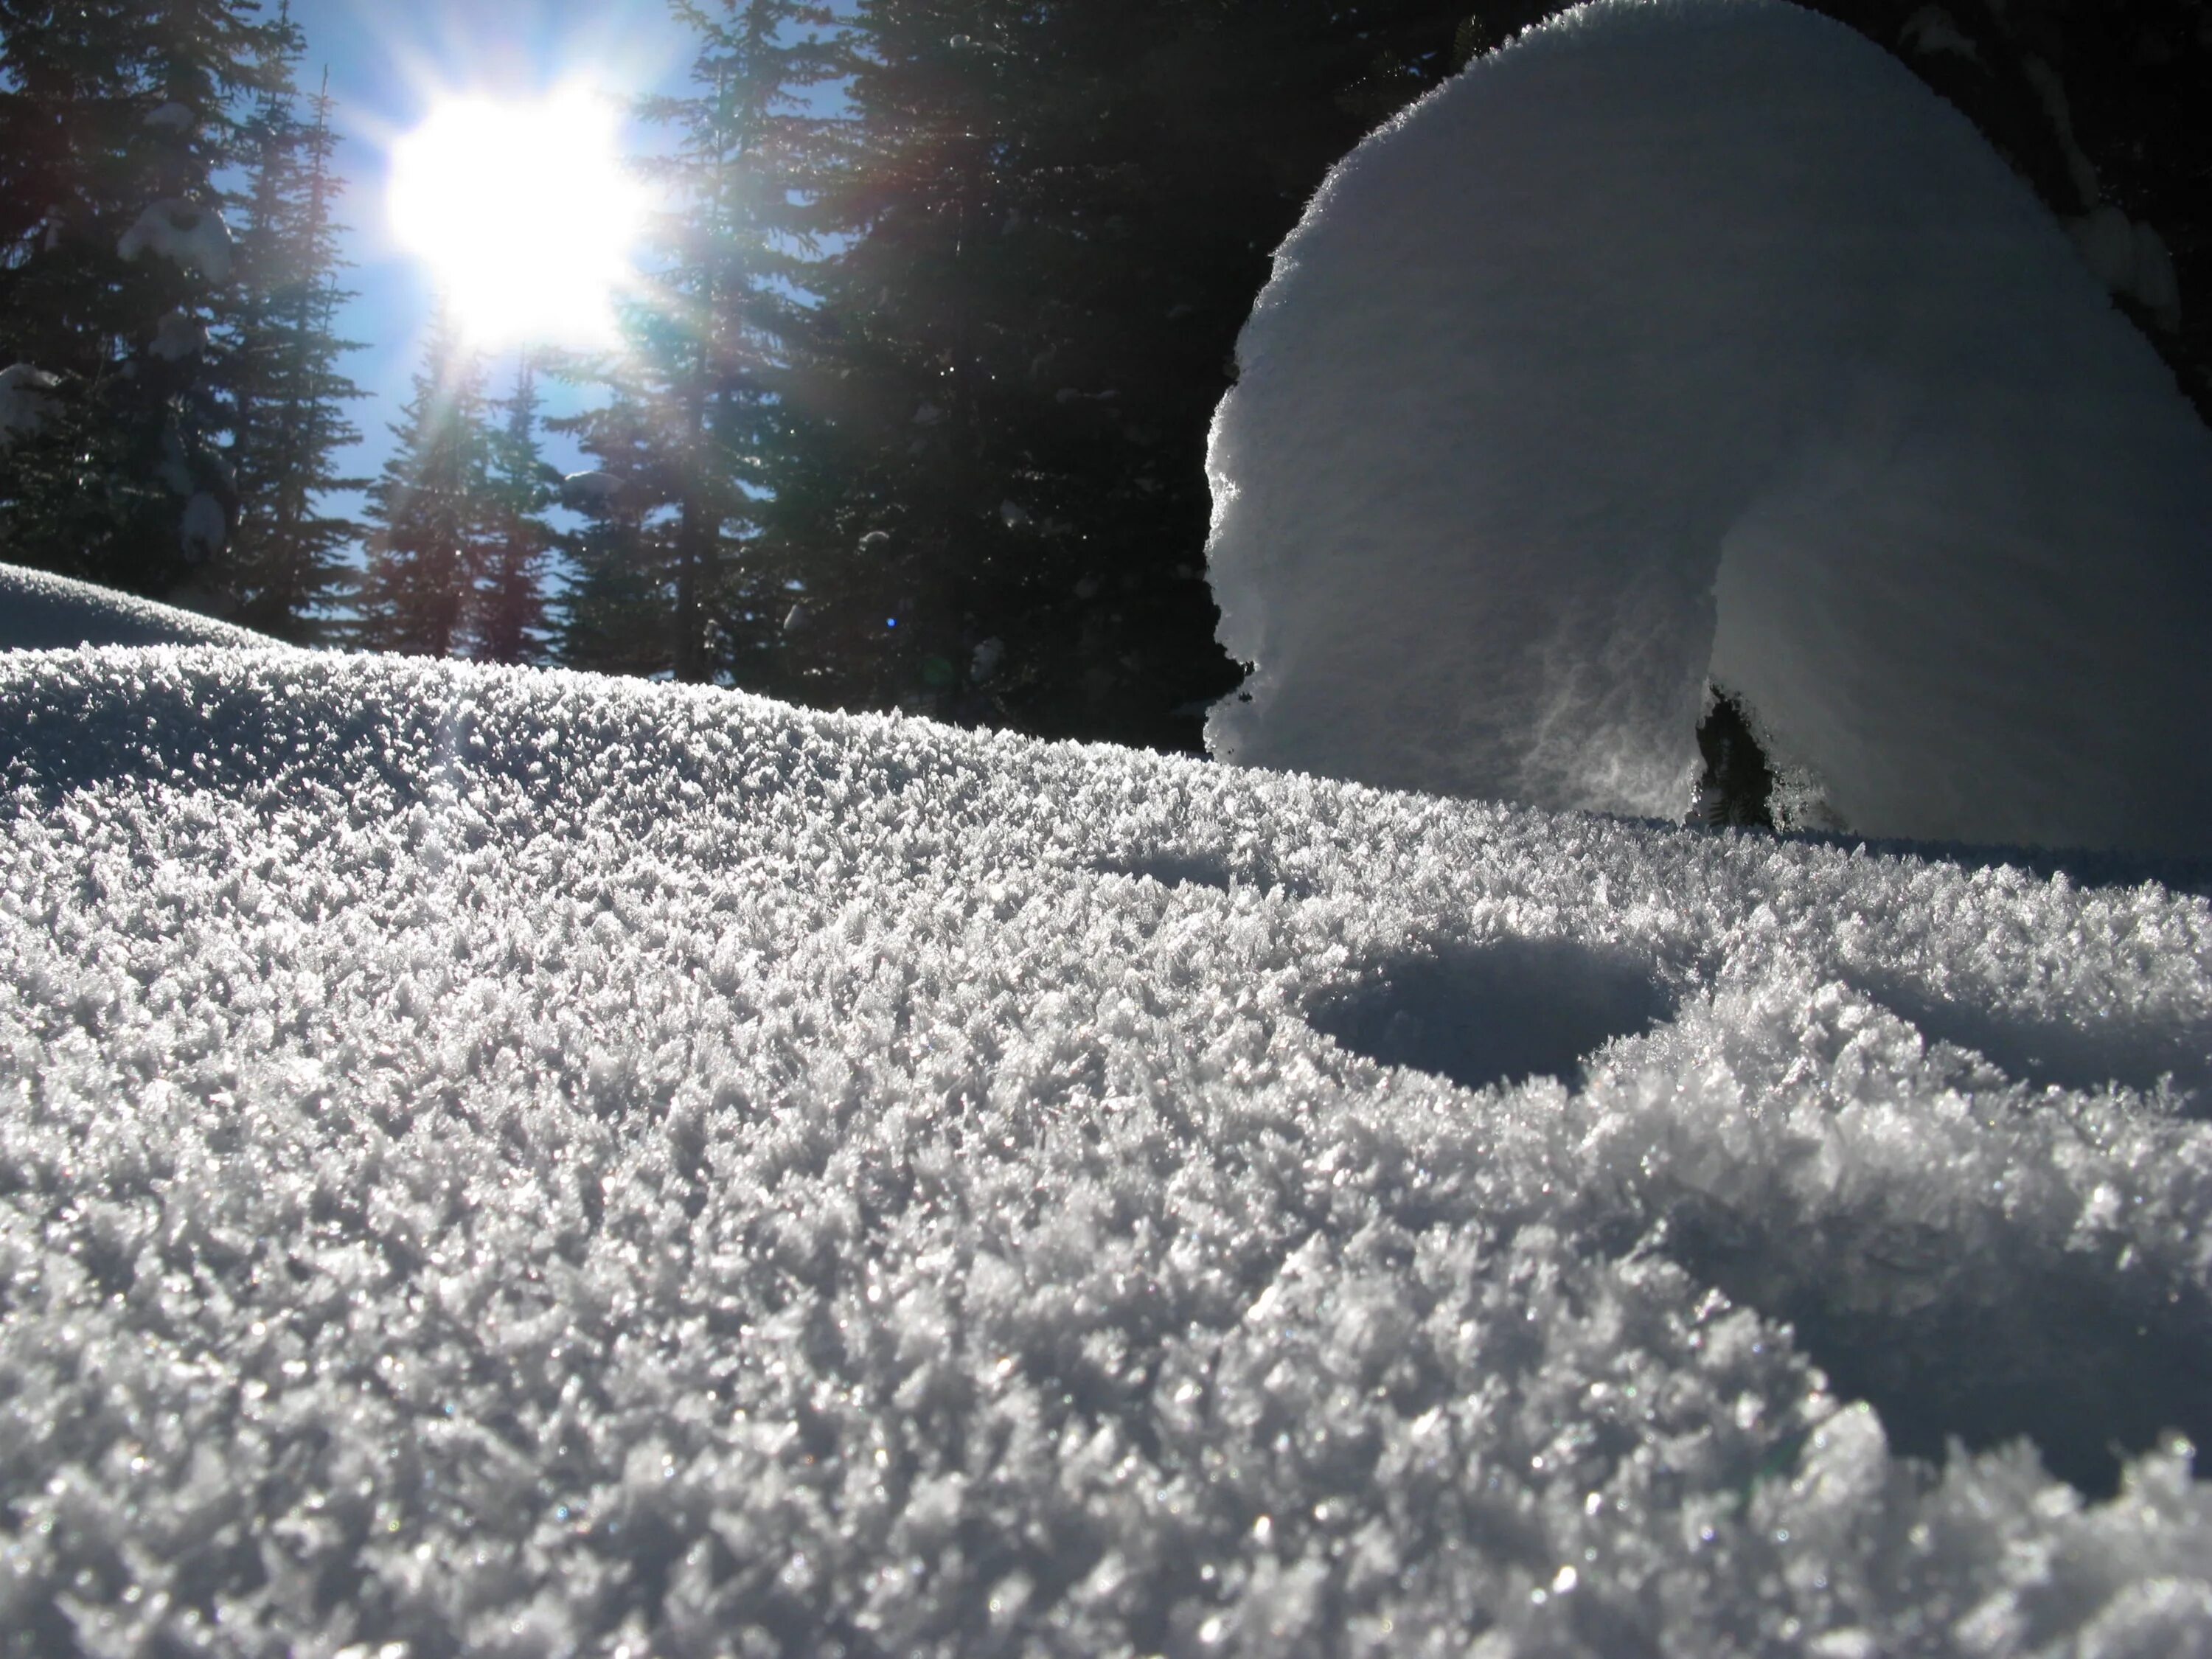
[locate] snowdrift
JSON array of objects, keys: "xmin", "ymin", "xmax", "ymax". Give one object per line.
[
  {"xmin": 4, "ymin": 641, "xmax": 2210, "ymax": 1655},
  {"xmin": 1205, "ymin": 0, "xmax": 2212, "ymax": 858},
  {"xmin": 0, "ymin": 560, "xmax": 266, "ymax": 651}
]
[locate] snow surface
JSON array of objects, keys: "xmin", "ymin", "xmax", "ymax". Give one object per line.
[
  {"xmin": 1205, "ymin": 0, "xmax": 2212, "ymax": 858},
  {"xmin": 0, "ymin": 562, "xmax": 264, "ymax": 651},
  {"xmin": 4, "ymin": 636, "xmax": 2211, "ymax": 1655}
]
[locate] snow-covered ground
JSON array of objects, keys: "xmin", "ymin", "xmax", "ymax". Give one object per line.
[
  {"xmin": 1206, "ymin": 0, "xmax": 2212, "ymax": 856},
  {"xmin": 0, "ymin": 563, "xmax": 265, "ymax": 652},
  {"xmin": 4, "ymin": 621, "xmax": 2210, "ymax": 1654}
]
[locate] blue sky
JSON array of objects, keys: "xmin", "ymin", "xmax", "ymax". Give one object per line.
[{"xmin": 280, "ymin": 0, "xmax": 698, "ymax": 491}]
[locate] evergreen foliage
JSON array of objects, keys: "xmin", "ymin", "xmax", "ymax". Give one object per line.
[
  {"xmin": 0, "ymin": 0, "xmax": 291, "ymax": 593},
  {"xmin": 771, "ymin": 0, "xmax": 1475, "ymax": 747},
  {"xmin": 0, "ymin": 0, "xmax": 362, "ymax": 632},
  {"xmin": 356, "ymin": 307, "xmax": 487, "ymax": 658},
  {"xmin": 557, "ymin": 0, "xmax": 842, "ymax": 686},
  {"xmin": 469, "ymin": 361, "xmax": 555, "ymax": 665},
  {"xmin": 225, "ymin": 60, "xmax": 365, "ymax": 642}
]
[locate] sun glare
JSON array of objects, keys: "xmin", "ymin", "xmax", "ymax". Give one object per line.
[{"xmin": 387, "ymin": 88, "xmax": 647, "ymax": 349}]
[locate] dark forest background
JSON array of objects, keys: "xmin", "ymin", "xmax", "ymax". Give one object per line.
[{"xmin": 4, "ymin": 0, "xmax": 2208, "ymax": 758}]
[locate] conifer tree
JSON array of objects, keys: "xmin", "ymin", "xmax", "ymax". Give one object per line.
[
  {"xmin": 559, "ymin": 0, "xmax": 841, "ymax": 685},
  {"xmin": 549, "ymin": 386, "xmax": 675, "ymax": 678},
  {"xmin": 468, "ymin": 361, "xmax": 554, "ymax": 664},
  {"xmin": 225, "ymin": 58, "xmax": 365, "ymax": 641},
  {"xmin": 356, "ymin": 307, "xmax": 487, "ymax": 658},
  {"xmin": 0, "ymin": 0, "xmax": 291, "ymax": 596},
  {"xmin": 778, "ymin": 0, "xmax": 1478, "ymax": 744}
]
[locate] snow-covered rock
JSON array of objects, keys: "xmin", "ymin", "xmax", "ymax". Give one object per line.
[
  {"xmin": 0, "ymin": 562, "xmax": 264, "ymax": 650},
  {"xmin": 1205, "ymin": 0, "xmax": 2212, "ymax": 858},
  {"xmin": 118, "ymin": 198, "xmax": 235, "ymax": 282},
  {"xmin": 0, "ymin": 363, "xmax": 60, "ymax": 448},
  {"xmin": 2, "ymin": 640, "xmax": 2209, "ymax": 1654}
]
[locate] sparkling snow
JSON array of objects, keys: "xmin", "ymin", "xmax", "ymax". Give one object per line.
[
  {"xmin": 1205, "ymin": 0, "xmax": 2212, "ymax": 858},
  {"xmin": 2, "ymin": 630, "xmax": 2209, "ymax": 1655}
]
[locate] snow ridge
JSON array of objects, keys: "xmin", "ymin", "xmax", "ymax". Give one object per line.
[
  {"xmin": 1, "ymin": 562, "xmax": 267, "ymax": 652},
  {"xmin": 3, "ymin": 643, "xmax": 2210, "ymax": 1654}
]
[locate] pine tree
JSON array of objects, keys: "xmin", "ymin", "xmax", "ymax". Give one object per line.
[
  {"xmin": 549, "ymin": 385, "xmax": 675, "ymax": 678},
  {"xmin": 357, "ymin": 308, "xmax": 488, "ymax": 658},
  {"xmin": 225, "ymin": 55, "xmax": 365, "ymax": 641},
  {"xmin": 0, "ymin": 0, "xmax": 291, "ymax": 597},
  {"xmin": 468, "ymin": 360, "xmax": 554, "ymax": 664},
  {"xmin": 780, "ymin": 0, "xmax": 1472, "ymax": 743},
  {"xmin": 557, "ymin": 0, "xmax": 842, "ymax": 686}
]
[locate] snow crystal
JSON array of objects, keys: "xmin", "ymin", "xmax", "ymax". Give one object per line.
[
  {"xmin": 118, "ymin": 198, "xmax": 235, "ymax": 282},
  {"xmin": 0, "ymin": 363, "xmax": 59, "ymax": 448},
  {"xmin": 150, "ymin": 310, "xmax": 208, "ymax": 361},
  {"xmin": 1205, "ymin": 0, "xmax": 2212, "ymax": 858},
  {"xmin": 0, "ymin": 561, "xmax": 263, "ymax": 650},
  {"xmin": 1, "ymin": 624, "xmax": 2209, "ymax": 1654}
]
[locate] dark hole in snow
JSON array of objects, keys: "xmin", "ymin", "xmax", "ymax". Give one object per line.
[
  {"xmin": 1692, "ymin": 689, "xmax": 1776, "ymax": 830},
  {"xmin": 1668, "ymin": 1208, "xmax": 2212, "ymax": 1498},
  {"xmin": 1307, "ymin": 938, "xmax": 1676, "ymax": 1093},
  {"xmin": 1091, "ymin": 851, "xmax": 1312, "ymax": 898},
  {"xmin": 1857, "ymin": 975, "xmax": 2212, "ymax": 1117}
]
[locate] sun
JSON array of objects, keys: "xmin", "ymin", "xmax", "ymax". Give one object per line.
[{"xmin": 387, "ymin": 88, "xmax": 648, "ymax": 349}]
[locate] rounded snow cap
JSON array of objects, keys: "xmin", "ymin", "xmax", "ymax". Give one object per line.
[{"xmin": 1204, "ymin": 0, "xmax": 2212, "ymax": 856}]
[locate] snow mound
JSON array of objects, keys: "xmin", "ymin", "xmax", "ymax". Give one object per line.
[
  {"xmin": 0, "ymin": 563, "xmax": 265, "ymax": 650},
  {"xmin": 4, "ymin": 643, "xmax": 2210, "ymax": 1653},
  {"xmin": 1206, "ymin": 0, "xmax": 2212, "ymax": 858}
]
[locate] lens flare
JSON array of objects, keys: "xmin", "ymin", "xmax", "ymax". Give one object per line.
[{"xmin": 387, "ymin": 88, "xmax": 647, "ymax": 349}]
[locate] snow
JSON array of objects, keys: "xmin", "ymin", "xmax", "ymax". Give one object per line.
[
  {"xmin": 0, "ymin": 561, "xmax": 263, "ymax": 650},
  {"xmin": 150, "ymin": 310, "xmax": 208, "ymax": 362},
  {"xmin": 3, "ymin": 629, "xmax": 2211, "ymax": 1654},
  {"xmin": 1205, "ymin": 0, "xmax": 2212, "ymax": 858},
  {"xmin": 2070, "ymin": 206, "xmax": 2183, "ymax": 330},
  {"xmin": 558, "ymin": 470, "xmax": 627, "ymax": 514},
  {"xmin": 179, "ymin": 492, "xmax": 226, "ymax": 560},
  {"xmin": 117, "ymin": 198, "xmax": 235, "ymax": 282},
  {"xmin": 1898, "ymin": 5, "xmax": 1979, "ymax": 63},
  {"xmin": 0, "ymin": 363, "xmax": 60, "ymax": 448}
]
